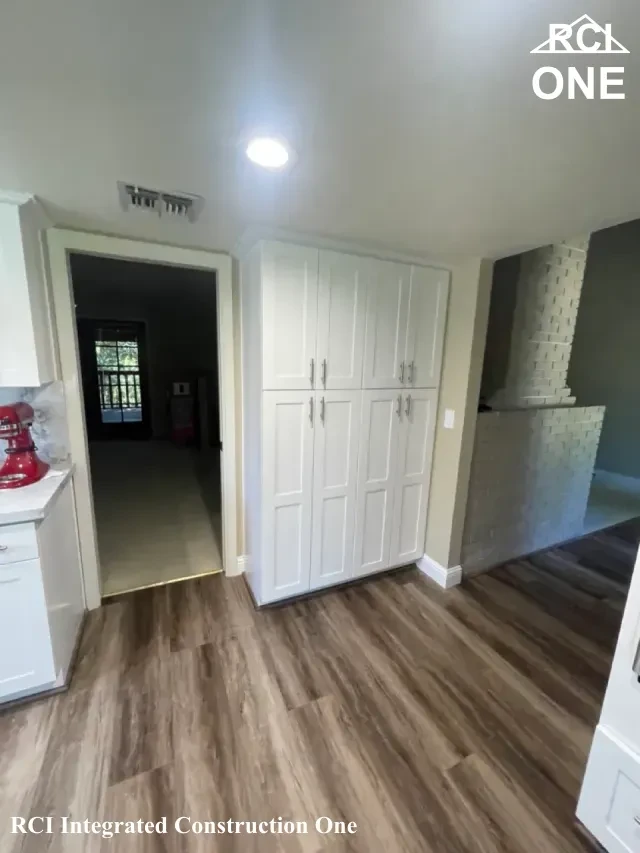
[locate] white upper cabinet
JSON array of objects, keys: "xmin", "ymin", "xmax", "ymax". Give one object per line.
[
  {"xmin": 261, "ymin": 242, "xmax": 319, "ymax": 390},
  {"xmin": 260, "ymin": 391, "xmax": 315, "ymax": 603},
  {"xmin": 316, "ymin": 251, "xmax": 368, "ymax": 390},
  {"xmin": 404, "ymin": 266, "xmax": 449, "ymax": 388},
  {"xmin": 353, "ymin": 389, "xmax": 402, "ymax": 576},
  {"xmin": 0, "ymin": 194, "xmax": 55, "ymax": 387},
  {"xmin": 362, "ymin": 261, "xmax": 410, "ymax": 389},
  {"xmin": 310, "ymin": 390, "xmax": 361, "ymax": 591},
  {"xmin": 389, "ymin": 389, "xmax": 437, "ymax": 565}
]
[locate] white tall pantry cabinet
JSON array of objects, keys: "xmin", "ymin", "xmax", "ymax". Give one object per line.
[{"xmin": 241, "ymin": 240, "xmax": 448, "ymax": 605}]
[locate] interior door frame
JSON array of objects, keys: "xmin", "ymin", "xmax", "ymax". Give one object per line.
[{"xmin": 47, "ymin": 229, "xmax": 238, "ymax": 609}]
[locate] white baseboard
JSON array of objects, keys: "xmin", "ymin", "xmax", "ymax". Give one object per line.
[{"xmin": 416, "ymin": 555, "xmax": 462, "ymax": 589}]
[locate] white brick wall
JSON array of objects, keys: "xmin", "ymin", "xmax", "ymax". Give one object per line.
[
  {"xmin": 490, "ymin": 236, "xmax": 589, "ymax": 409},
  {"xmin": 462, "ymin": 406, "xmax": 605, "ymax": 572}
]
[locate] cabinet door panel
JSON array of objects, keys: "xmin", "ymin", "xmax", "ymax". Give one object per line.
[
  {"xmin": 353, "ymin": 390, "xmax": 402, "ymax": 576},
  {"xmin": 0, "ymin": 198, "xmax": 54, "ymax": 387},
  {"xmin": 262, "ymin": 242, "xmax": 319, "ymax": 390},
  {"xmin": 261, "ymin": 391, "xmax": 314, "ymax": 602},
  {"xmin": 405, "ymin": 266, "xmax": 449, "ymax": 388},
  {"xmin": 389, "ymin": 389, "xmax": 437, "ymax": 566},
  {"xmin": 310, "ymin": 391, "xmax": 361, "ymax": 591},
  {"xmin": 362, "ymin": 261, "xmax": 410, "ymax": 389},
  {"xmin": 316, "ymin": 252, "xmax": 368, "ymax": 390},
  {"xmin": 0, "ymin": 559, "xmax": 56, "ymax": 699}
]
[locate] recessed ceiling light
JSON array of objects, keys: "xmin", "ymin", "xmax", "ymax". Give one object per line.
[{"xmin": 246, "ymin": 137, "xmax": 291, "ymax": 169}]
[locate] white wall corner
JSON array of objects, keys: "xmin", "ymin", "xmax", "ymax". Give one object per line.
[
  {"xmin": 416, "ymin": 554, "xmax": 462, "ymax": 589},
  {"xmin": 236, "ymin": 555, "xmax": 249, "ymax": 575}
]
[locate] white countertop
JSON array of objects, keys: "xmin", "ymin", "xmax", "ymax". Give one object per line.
[{"xmin": 0, "ymin": 466, "xmax": 74, "ymax": 525}]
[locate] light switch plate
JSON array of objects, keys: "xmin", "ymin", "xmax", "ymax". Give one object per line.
[{"xmin": 444, "ymin": 409, "xmax": 455, "ymax": 429}]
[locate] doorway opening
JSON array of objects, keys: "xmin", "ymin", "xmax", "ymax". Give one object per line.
[{"xmin": 70, "ymin": 253, "xmax": 223, "ymax": 598}]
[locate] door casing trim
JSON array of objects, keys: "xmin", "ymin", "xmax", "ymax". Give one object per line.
[{"xmin": 47, "ymin": 229, "xmax": 238, "ymax": 609}]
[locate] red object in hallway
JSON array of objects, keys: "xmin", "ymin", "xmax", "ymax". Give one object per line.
[
  {"xmin": 169, "ymin": 382, "xmax": 195, "ymax": 445},
  {"xmin": 0, "ymin": 402, "xmax": 50, "ymax": 489}
]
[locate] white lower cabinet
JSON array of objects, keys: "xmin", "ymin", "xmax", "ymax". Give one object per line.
[
  {"xmin": 577, "ymin": 539, "xmax": 640, "ymax": 852},
  {"xmin": 0, "ymin": 558, "xmax": 56, "ymax": 698},
  {"xmin": 257, "ymin": 387, "xmax": 438, "ymax": 604},
  {"xmin": 260, "ymin": 390, "xmax": 361, "ymax": 604},
  {"xmin": 578, "ymin": 726, "xmax": 640, "ymax": 853},
  {"xmin": 261, "ymin": 391, "xmax": 315, "ymax": 602},
  {"xmin": 0, "ymin": 479, "xmax": 85, "ymax": 704},
  {"xmin": 389, "ymin": 389, "xmax": 437, "ymax": 565},
  {"xmin": 310, "ymin": 391, "xmax": 361, "ymax": 591},
  {"xmin": 354, "ymin": 389, "xmax": 437, "ymax": 577},
  {"xmin": 353, "ymin": 390, "xmax": 401, "ymax": 576}
]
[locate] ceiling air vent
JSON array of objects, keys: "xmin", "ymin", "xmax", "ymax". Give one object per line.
[{"xmin": 117, "ymin": 182, "xmax": 204, "ymax": 223}]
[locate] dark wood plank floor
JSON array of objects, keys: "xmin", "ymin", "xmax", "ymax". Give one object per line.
[{"xmin": 2, "ymin": 519, "xmax": 638, "ymax": 853}]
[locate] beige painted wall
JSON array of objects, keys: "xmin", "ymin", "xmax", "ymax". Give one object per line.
[
  {"xmin": 424, "ymin": 258, "xmax": 494, "ymax": 568},
  {"xmin": 569, "ymin": 219, "xmax": 640, "ymax": 479}
]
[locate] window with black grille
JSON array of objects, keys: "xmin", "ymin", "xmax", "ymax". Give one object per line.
[{"xmin": 94, "ymin": 324, "xmax": 143, "ymax": 424}]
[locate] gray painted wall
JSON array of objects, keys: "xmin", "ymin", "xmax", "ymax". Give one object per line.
[
  {"xmin": 479, "ymin": 254, "xmax": 519, "ymax": 402},
  {"xmin": 569, "ymin": 219, "xmax": 640, "ymax": 478}
]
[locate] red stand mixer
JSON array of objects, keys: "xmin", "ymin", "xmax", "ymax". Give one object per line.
[{"xmin": 0, "ymin": 402, "xmax": 50, "ymax": 489}]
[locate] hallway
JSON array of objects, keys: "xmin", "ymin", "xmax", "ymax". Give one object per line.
[{"xmin": 90, "ymin": 441, "xmax": 222, "ymax": 597}]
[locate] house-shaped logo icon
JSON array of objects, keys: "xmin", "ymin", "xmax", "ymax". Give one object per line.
[{"xmin": 531, "ymin": 15, "xmax": 629, "ymax": 54}]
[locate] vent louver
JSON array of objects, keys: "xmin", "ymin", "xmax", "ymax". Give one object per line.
[{"xmin": 117, "ymin": 182, "xmax": 204, "ymax": 223}]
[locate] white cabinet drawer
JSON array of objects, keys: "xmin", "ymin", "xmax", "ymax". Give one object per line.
[
  {"xmin": 0, "ymin": 558, "xmax": 56, "ymax": 698},
  {"xmin": 0, "ymin": 522, "xmax": 38, "ymax": 565},
  {"xmin": 578, "ymin": 726, "xmax": 640, "ymax": 853},
  {"xmin": 609, "ymin": 770, "xmax": 640, "ymax": 852}
]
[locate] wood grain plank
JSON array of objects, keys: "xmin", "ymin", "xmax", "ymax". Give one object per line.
[{"xmin": 1, "ymin": 516, "xmax": 632, "ymax": 853}]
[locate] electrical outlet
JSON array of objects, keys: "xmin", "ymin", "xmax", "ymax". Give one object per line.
[{"xmin": 444, "ymin": 409, "xmax": 455, "ymax": 429}]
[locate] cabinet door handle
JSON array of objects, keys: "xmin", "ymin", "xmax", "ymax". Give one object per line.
[
  {"xmin": 634, "ymin": 816, "xmax": 640, "ymax": 826},
  {"xmin": 396, "ymin": 394, "xmax": 402, "ymax": 418},
  {"xmin": 320, "ymin": 397, "xmax": 325, "ymax": 423},
  {"xmin": 408, "ymin": 361, "xmax": 415, "ymax": 384},
  {"xmin": 0, "ymin": 545, "xmax": 7, "ymax": 552},
  {"xmin": 310, "ymin": 358, "xmax": 315, "ymax": 386},
  {"xmin": 321, "ymin": 358, "xmax": 327, "ymax": 388},
  {"xmin": 309, "ymin": 397, "xmax": 314, "ymax": 424},
  {"xmin": 0, "ymin": 577, "xmax": 19, "ymax": 585},
  {"xmin": 399, "ymin": 361, "xmax": 405, "ymax": 383},
  {"xmin": 405, "ymin": 394, "xmax": 412, "ymax": 417}
]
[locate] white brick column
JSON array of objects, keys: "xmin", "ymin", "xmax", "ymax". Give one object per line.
[{"xmin": 490, "ymin": 236, "xmax": 590, "ymax": 409}]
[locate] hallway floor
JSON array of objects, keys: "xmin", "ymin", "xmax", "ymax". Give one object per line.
[
  {"xmin": 2, "ymin": 518, "xmax": 637, "ymax": 852},
  {"xmin": 90, "ymin": 441, "xmax": 222, "ymax": 597}
]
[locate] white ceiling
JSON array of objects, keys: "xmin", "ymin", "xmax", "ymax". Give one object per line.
[{"xmin": 1, "ymin": 0, "xmax": 639, "ymax": 259}]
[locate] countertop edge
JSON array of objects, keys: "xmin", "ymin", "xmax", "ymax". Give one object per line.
[{"xmin": 0, "ymin": 466, "xmax": 75, "ymax": 526}]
